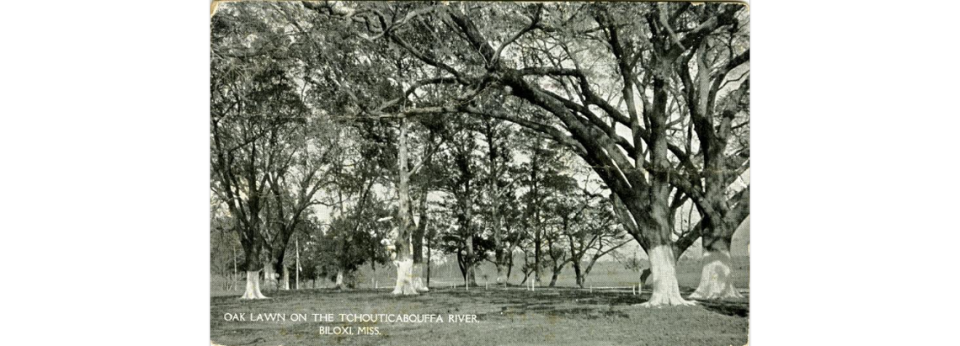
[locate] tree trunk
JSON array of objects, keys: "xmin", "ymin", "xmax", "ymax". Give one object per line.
[
  {"xmin": 641, "ymin": 245, "xmax": 695, "ymax": 307},
  {"xmin": 573, "ymin": 262, "xmax": 584, "ymax": 288},
  {"xmin": 492, "ymin": 237, "xmax": 507, "ymax": 286},
  {"xmin": 486, "ymin": 127, "xmax": 507, "ymax": 288},
  {"xmin": 549, "ymin": 269, "xmax": 559, "ymax": 287},
  {"xmin": 295, "ymin": 238, "xmax": 300, "ymax": 290},
  {"xmin": 263, "ymin": 264, "xmax": 278, "ymax": 291},
  {"xmin": 237, "ymin": 217, "xmax": 267, "ymax": 299},
  {"xmin": 280, "ymin": 265, "xmax": 290, "ymax": 290},
  {"xmin": 640, "ymin": 267, "xmax": 653, "ymax": 285},
  {"xmin": 583, "ymin": 267, "xmax": 594, "ymax": 289},
  {"xmin": 463, "ymin": 234, "xmax": 477, "ymax": 287},
  {"xmin": 496, "ymin": 263, "xmax": 507, "ymax": 287},
  {"xmin": 464, "ymin": 264, "xmax": 478, "ymax": 288},
  {"xmin": 506, "ymin": 253, "xmax": 514, "ymax": 282},
  {"xmin": 411, "ymin": 191, "xmax": 429, "ymax": 293},
  {"xmin": 689, "ymin": 235, "xmax": 743, "ymax": 299},
  {"xmin": 534, "ymin": 220, "xmax": 541, "ymax": 285},
  {"xmin": 241, "ymin": 271, "xmax": 267, "ymax": 299},
  {"xmin": 411, "ymin": 263, "xmax": 429, "ymax": 292},
  {"xmin": 232, "ymin": 246, "xmax": 238, "ymax": 291},
  {"xmin": 392, "ymin": 119, "xmax": 418, "ymax": 296},
  {"xmin": 426, "ymin": 236, "xmax": 432, "ymax": 287},
  {"xmin": 335, "ymin": 269, "xmax": 345, "ymax": 290},
  {"xmin": 639, "ymin": 74, "xmax": 696, "ymax": 307},
  {"xmin": 392, "ymin": 258, "xmax": 417, "ymax": 295}
]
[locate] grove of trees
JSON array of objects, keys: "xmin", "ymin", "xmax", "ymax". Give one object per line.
[{"xmin": 210, "ymin": 1, "xmax": 749, "ymax": 307}]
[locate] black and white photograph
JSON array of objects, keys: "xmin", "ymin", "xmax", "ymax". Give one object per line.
[{"xmin": 210, "ymin": 1, "xmax": 749, "ymax": 345}]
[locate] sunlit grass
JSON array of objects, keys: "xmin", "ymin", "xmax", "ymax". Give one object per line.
[{"xmin": 211, "ymin": 284, "xmax": 748, "ymax": 346}]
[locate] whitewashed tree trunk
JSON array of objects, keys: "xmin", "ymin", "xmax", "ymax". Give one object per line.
[
  {"xmin": 263, "ymin": 265, "xmax": 278, "ymax": 291},
  {"xmin": 335, "ymin": 269, "xmax": 345, "ymax": 289},
  {"xmin": 641, "ymin": 245, "xmax": 695, "ymax": 307},
  {"xmin": 391, "ymin": 119, "xmax": 419, "ymax": 296},
  {"xmin": 495, "ymin": 264, "xmax": 507, "ymax": 287},
  {"xmin": 280, "ymin": 266, "xmax": 290, "ymax": 290},
  {"xmin": 464, "ymin": 264, "xmax": 478, "ymax": 288},
  {"xmin": 240, "ymin": 271, "xmax": 268, "ymax": 299},
  {"xmin": 392, "ymin": 258, "xmax": 418, "ymax": 295},
  {"xmin": 411, "ymin": 263, "xmax": 429, "ymax": 292},
  {"xmin": 689, "ymin": 249, "xmax": 743, "ymax": 299}
]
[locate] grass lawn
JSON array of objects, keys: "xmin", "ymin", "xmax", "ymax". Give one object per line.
[{"xmin": 211, "ymin": 286, "xmax": 748, "ymax": 346}]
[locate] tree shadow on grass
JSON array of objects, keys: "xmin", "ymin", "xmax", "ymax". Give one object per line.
[
  {"xmin": 693, "ymin": 299, "xmax": 749, "ymax": 317},
  {"xmin": 586, "ymin": 286, "xmax": 749, "ymax": 318},
  {"xmin": 216, "ymin": 286, "xmax": 746, "ymax": 324}
]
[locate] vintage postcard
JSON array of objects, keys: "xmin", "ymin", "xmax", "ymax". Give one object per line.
[{"xmin": 210, "ymin": 1, "xmax": 750, "ymax": 345}]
